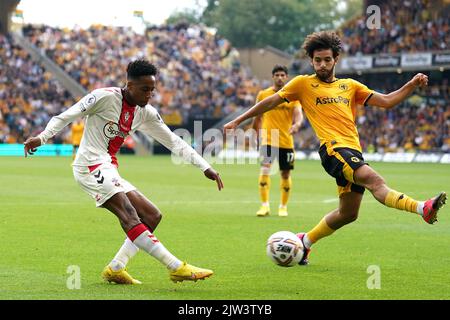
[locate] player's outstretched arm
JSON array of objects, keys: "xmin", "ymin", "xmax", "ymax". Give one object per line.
[
  {"xmin": 289, "ymin": 107, "xmax": 303, "ymax": 135},
  {"xmin": 203, "ymin": 167, "xmax": 224, "ymax": 191},
  {"xmin": 23, "ymin": 137, "xmax": 42, "ymax": 157},
  {"xmin": 223, "ymin": 93, "xmax": 285, "ymax": 131},
  {"xmin": 23, "ymin": 92, "xmax": 100, "ymax": 157},
  {"xmin": 367, "ymin": 73, "xmax": 428, "ymax": 109}
]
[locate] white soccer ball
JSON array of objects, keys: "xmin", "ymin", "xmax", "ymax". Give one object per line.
[{"xmin": 266, "ymin": 231, "xmax": 304, "ymax": 267}]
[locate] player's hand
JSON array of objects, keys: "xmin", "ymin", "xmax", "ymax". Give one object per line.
[
  {"xmin": 204, "ymin": 167, "xmax": 224, "ymax": 191},
  {"xmin": 23, "ymin": 137, "xmax": 42, "ymax": 157},
  {"xmin": 411, "ymin": 73, "xmax": 428, "ymax": 88},
  {"xmin": 289, "ymin": 123, "xmax": 301, "ymax": 135},
  {"xmin": 223, "ymin": 120, "xmax": 239, "ymax": 134}
]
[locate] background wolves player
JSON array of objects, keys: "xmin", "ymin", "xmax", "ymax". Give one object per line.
[
  {"xmin": 224, "ymin": 31, "xmax": 446, "ymax": 265},
  {"xmin": 71, "ymin": 118, "xmax": 84, "ymax": 160},
  {"xmin": 251, "ymin": 65, "xmax": 302, "ymax": 217},
  {"xmin": 24, "ymin": 59, "xmax": 224, "ymax": 284}
]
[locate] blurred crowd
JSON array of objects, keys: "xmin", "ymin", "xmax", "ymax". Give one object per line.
[
  {"xmin": 356, "ymin": 74, "xmax": 450, "ymax": 153},
  {"xmin": 0, "ymin": 33, "xmax": 74, "ymax": 144},
  {"xmin": 22, "ymin": 23, "xmax": 261, "ymax": 125},
  {"xmin": 290, "ymin": 0, "xmax": 449, "ymax": 74},
  {"xmin": 340, "ymin": 0, "xmax": 449, "ymax": 55},
  {"xmin": 1, "ymin": 12, "xmax": 449, "ymax": 153}
]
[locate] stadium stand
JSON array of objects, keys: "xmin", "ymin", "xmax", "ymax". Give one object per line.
[
  {"xmin": 0, "ymin": 33, "xmax": 74, "ymax": 144},
  {"xmin": 340, "ymin": 0, "xmax": 449, "ymax": 55},
  {"xmin": 21, "ymin": 23, "xmax": 262, "ymax": 125},
  {"xmin": 1, "ymin": 1, "xmax": 449, "ymax": 154}
]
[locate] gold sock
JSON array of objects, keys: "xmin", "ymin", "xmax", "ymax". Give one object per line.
[
  {"xmin": 258, "ymin": 175, "xmax": 270, "ymax": 204},
  {"xmin": 307, "ymin": 218, "xmax": 336, "ymax": 244},
  {"xmin": 280, "ymin": 177, "xmax": 292, "ymax": 207},
  {"xmin": 384, "ymin": 189, "xmax": 419, "ymax": 214}
]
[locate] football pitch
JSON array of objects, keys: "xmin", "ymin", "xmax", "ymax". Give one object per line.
[{"xmin": 0, "ymin": 155, "xmax": 449, "ymax": 300}]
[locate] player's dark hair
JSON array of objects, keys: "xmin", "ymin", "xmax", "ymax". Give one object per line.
[
  {"xmin": 127, "ymin": 59, "xmax": 158, "ymax": 80},
  {"xmin": 272, "ymin": 64, "xmax": 288, "ymax": 75},
  {"xmin": 302, "ymin": 31, "xmax": 342, "ymax": 59}
]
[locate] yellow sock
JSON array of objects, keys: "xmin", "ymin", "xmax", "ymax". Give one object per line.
[
  {"xmin": 280, "ymin": 177, "xmax": 292, "ymax": 207},
  {"xmin": 384, "ymin": 189, "xmax": 419, "ymax": 214},
  {"xmin": 258, "ymin": 174, "xmax": 270, "ymax": 203},
  {"xmin": 307, "ymin": 218, "xmax": 336, "ymax": 244}
]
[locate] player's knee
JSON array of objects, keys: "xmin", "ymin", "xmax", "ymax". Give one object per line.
[
  {"xmin": 366, "ymin": 174, "xmax": 386, "ymax": 193},
  {"xmin": 281, "ymin": 170, "xmax": 290, "ymax": 179}
]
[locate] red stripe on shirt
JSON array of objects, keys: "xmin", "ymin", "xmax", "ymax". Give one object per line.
[{"xmin": 107, "ymin": 97, "xmax": 136, "ymax": 167}]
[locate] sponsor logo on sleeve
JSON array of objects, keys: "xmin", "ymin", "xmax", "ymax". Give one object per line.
[{"xmin": 79, "ymin": 103, "xmax": 87, "ymax": 112}]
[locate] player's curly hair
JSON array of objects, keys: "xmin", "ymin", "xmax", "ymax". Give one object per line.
[
  {"xmin": 302, "ymin": 31, "xmax": 342, "ymax": 59},
  {"xmin": 127, "ymin": 59, "xmax": 158, "ymax": 80}
]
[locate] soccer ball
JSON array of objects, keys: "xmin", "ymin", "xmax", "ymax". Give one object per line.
[{"xmin": 266, "ymin": 231, "xmax": 304, "ymax": 267}]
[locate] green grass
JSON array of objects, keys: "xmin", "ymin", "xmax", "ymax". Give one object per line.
[{"xmin": 0, "ymin": 155, "xmax": 449, "ymax": 300}]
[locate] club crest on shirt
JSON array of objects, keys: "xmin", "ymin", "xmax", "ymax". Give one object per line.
[
  {"xmin": 339, "ymin": 83, "xmax": 349, "ymax": 91},
  {"xmin": 124, "ymin": 112, "xmax": 130, "ymax": 123}
]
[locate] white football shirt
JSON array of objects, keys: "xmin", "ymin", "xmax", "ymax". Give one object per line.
[{"xmin": 38, "ymin": 87, "xmax": 211, "ymax": 171}]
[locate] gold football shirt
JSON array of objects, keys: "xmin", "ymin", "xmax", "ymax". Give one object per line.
[
  {"xmin": 278, "ymin": 74, "xmax": 374, "ymax": 152},
  {"xmin": 257, "ymin": 87, "xmax": 301, "ymax": 149}
]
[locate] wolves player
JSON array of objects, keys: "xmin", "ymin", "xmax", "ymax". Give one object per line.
[
  {"xmin": 224, "ymin": 31, "xmax": 446, "ymax": 265},
  {"xmin": 24, "ymin": 59, "xmax": 223, "ymax": 284},
  {"xmin": 252, "ymin": 65, "xmax": 302, "ymax": 217}
]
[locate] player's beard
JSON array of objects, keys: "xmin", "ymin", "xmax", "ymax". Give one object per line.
[{"xmin": 315, "ymin": 66, "xmax": 335, "ymax": 83}]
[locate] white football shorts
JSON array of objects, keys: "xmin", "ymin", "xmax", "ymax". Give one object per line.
[{"xmin": 73, "ymin": 162, "xmax": 136, "ymax": 207}]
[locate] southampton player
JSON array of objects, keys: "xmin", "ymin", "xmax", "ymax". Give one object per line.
[
  {"xmin": 252, "ymin": 65, "xmax": 302, "ymax": 217},
  {"xmin": 24, "ymin": 60, "xmax": 224, "ymax": 284},
  {"xmin": 224, "ymin": 31, "xmax": 446, "ymax": 265}
]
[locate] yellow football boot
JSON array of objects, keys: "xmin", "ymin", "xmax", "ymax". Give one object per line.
[
  {"xmin": 256, "ymin": 204, "xmax": 270, "ymax": 217},
  {"xmin": 278, "ymin": 206, "xmax": 288, "ymax": 217},
  {"xmin": 169, "ymin": 262, "xmax": 213, "ymax": 283},
  {"xmin": 101, "ymin": 265, "xmax": 142, "ymax": 285}
]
